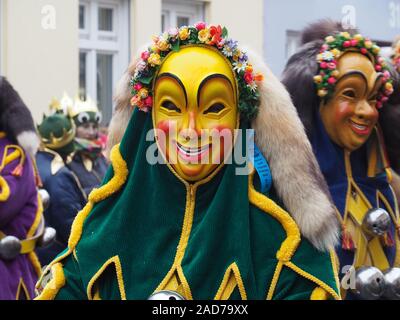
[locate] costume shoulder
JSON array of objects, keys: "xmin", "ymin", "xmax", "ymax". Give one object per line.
[
  {"xmin": 249, "ymin": 172, "xmax": 341, "ymax": 300},
  {"xmin": 36, "ymin": 149, "xmax": 66, "ymax": 178}
]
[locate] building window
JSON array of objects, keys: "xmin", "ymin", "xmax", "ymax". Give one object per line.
[
  {"xmin": 79, "ymin": 0, "xmax": 129, "ymax": 125},
  {"xmin": 285, "ymin": 30, "xmax": 301, "ymax": 60},
  {"xmin": 162, "ymin": 0, "xmax": 205, "ymax": 31},
  {"xmin": 98, "ymin": 7, "xmax": 114, "ymax": 32}
]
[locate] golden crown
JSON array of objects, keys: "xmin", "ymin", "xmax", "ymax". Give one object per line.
[
  {"xmin": 41, "ymin": 124, "xmax": 76, "ymax": 150},
  {"xmin": 49, "ymin": 93, "xmax": 99, "ymax": 118}
]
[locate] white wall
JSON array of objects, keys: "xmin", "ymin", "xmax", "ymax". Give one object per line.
[
  {"xmin": 207, "ymin": 0, "xmax": 264, "ymax": 56},
  {"xmin": 131, "ymin": 0, "xmax": 162, "ymax": 55},
  {"xmin": 2, "ymin": 0, "xmax": 79, "ymax": 123}
]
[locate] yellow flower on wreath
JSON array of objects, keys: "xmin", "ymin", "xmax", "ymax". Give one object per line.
[
  {"xmin": 179, "ymin": 27, "xmax": 190, "ymax": 40},
  {"xmin": 148, "ymin": 53, "xmax": 161, "ymax": 66},
  {"xmin": 198, "ymin": 28, "xmax": 210, "ymax": 43}
]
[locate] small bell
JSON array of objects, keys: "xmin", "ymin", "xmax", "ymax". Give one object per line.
[
  {"xmin": 148, "ymin": 290, "xmax": 186, "ymax": 300},
  {"xmin": 351, "ymin": 266, "xmax": 386, "ymax": 300},
  {"xmin": 38, "ymin": 189, "xmax": 50, "ymax": 211},
  {"xmin": 362, "ymin": 208, "xmax": 391, "ymax": 237},
  {"xmin": 0, "ymin": 236, "xmax": 22, "ymax": 260},
  {"xmin": 382, "ymin": 268, "xmax": 400, "ymax": 300},
  {"xmin": 37, "ymin": 227, "xmax": 57, "ymax": 248}
]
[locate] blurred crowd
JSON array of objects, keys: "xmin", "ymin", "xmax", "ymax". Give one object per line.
[{"xmin": 0, "ymin": 88, "xmax": 109, "ymax": 299}]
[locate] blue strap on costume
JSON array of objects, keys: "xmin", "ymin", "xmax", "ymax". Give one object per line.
[{"xmin": 251, "ymin": 144, "xmax": 272, "ymax": 195}]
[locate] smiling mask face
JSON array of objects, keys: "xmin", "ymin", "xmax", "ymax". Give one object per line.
[
  {"xmin": 319, "ymin": 52, "xmax": 383, "ymax": 152},
  {"xmin": 152, "ymin": 46, "xmax": 238, "ymax": 182}
]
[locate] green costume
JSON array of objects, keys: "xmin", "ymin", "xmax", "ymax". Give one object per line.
[
  {"xmin": 36, "ymin": 111, "xmax": 340, "ymax": 300},
  {"xmin": 36, "ymin": 23, "xmax": 341, "ymax": 300}
]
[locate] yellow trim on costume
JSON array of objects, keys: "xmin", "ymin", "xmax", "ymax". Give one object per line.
[
  {"xmin": 28, "ymin": 252, "xmax": 42, "ymax": 278},
  {"xmin": 68, "ymin": 144, "xmax": 128, "ymax": 249},
  {"xmin": 4, "ymin": 150, "xmax": 22, "ymax": 168},
  {"xmin": 377, "ymin": 190, "xmax": 399, "ymax": 228},
  {"xmin": 285, "ymin": 261, "xmax": 341, "ymax": 300},
  {"xmin": 386, "ymin": 168, "xmax": 393, "ymax": 184},
  {"xmin": 310, "ymin": 287, "xmax": 329, "ymax": 300},
  {"xmin": 87, "ymin": 256, "xmax": 127, "ymax": 300},
  {"xmin": 155, "ymin": 157, "xmax": 227, "ymax": 300},
  {"xmin": 214, "ymin": 262, "xmax": 247, "ymax": 300},
  {"xmin": 330, "ymin": 250, "xmax": 341, "ymax": 293},
  {"xmin": 16, "ymin": 278, "xmax": 31, "ymax": 300},
  {"xmin": 248, "ymin": 171, "xmax": 301, "ymax": 262},
  {"xmin": 0, "ymin": 175, "xmax": 10, "ymax": 201},
  {"xmin": 93, "ymin": 289, "xmax": 102, "ymax": 300},
  {"xmin": 266, "ymin": 261, "xmax": 283, "ymax": 300},
  {"xmin": 27, "ymin": 194, "xmax": 43, "ymax": 238},
  {"xmin": 35, "ymin": 144, "xmax": 128, "ymax": 296},
  {"xmin": 248, "ymin": 171, "xmax": 340, "ymax": 300},
  {"xmin": 3, "ymin": 145, "xmax": 26, "ymax": 171},
  {"xmin": 35, "ymin": 263, "xmax": 66, "ymax": 300}
]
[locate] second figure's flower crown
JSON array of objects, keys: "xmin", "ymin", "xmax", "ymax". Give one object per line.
[
  {"xmin": 314, "ymin": 32, "xmax": 394, "ymax": 109},
  {"xmin": 130, "ymin": 22, "xmax": 264, "ymax": 121}
]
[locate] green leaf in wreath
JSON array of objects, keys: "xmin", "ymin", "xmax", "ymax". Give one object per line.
[
  {"xmin": 222, "ymin": 27, "xmax": 228, "ymax": 38},
  {"xmin": 139, "ymin": 75, "xmax": 154, "ymax": 85},
  {"xmin": 171, "ymin": 39, "xmax": 180, "ymax": 52}
]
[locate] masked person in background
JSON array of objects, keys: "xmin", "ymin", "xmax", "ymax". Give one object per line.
[
  {"xmin": 67, "ymin": 97, "xmax": 108, "ymax": 197},
  {"xmin": 36, "ymin": 23, "xmax": 341, "ymax": 300},
  {"xmin": 282, "ymin": 20, "xmax": 400, "ymax": 300},
  {"xmin": 35, "ymin": 111, "xmax": 86, "ymax": 267},
  {"xmin": 383, "ymin": 37, "xmax": 400, "ymax": 205},
  {"xmin": 0, "ymin": 77, "xmax": 43, "ymax": 300}
]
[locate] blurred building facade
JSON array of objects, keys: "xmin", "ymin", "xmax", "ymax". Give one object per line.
[
  {"xmin": 264, "ymin": 0, "xmax": 400, "ymax": 75},
  {"xmin": 0, "ymin": 0, "xmax": 263, "ymax": 125},
  {"xmin": 2, "ymin": 0, "xmax": 400, "ymax": 125}
]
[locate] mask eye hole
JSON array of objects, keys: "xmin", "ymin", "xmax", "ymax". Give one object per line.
[
  {"xmin": 342, "ymin": 89, "xmax": 356, "ymax": 99},
  {"xmin": 161, "ymin": 101, "xmax": 181, "ymax": 113},
  {"xmin": 95, "ymin": 112, "xmax": 102, "ymax": 124},
  {"xmin": 77, "ymin": 112, "xmax": 90, "ymax": 123},
  {"xmin": 204, "ymin": 103, "xmax": 225, "ymax": 114}
]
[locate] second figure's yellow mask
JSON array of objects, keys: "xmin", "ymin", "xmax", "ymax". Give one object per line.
[
  {"xmin": 152, "ymin": 46, "xmax": 239, "ymax": 182},
  {"xmin": 319, "ymin": 52, "xmax": 382, "ymax": 152}
]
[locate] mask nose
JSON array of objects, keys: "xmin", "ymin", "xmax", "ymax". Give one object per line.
[
  {"xmin": 355, "ymin": 100, "xmax": 379, "ymax": 123},
  {"xmin": 180, "ymin": 111, "xmax": 201, "ymax": 142}
]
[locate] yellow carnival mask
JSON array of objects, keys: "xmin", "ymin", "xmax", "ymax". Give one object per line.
[
  {"xmin": 152, "ymin": 46, "xmax": 239, "ymax": 182},
  {"xmin": 320, "ymin": 52, "xmax": 382, "ymax": 152}
]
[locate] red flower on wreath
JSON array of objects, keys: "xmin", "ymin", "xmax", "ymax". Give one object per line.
[{"xmin": 209, "ymin": 25, "xmax": 223, "ymax": 47}]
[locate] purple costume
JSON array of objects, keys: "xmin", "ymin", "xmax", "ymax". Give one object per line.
[{"xmin": 0, "ymin": 134, "xmax": 41, "ymax": 299}]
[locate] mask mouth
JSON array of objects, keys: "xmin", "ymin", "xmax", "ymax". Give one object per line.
[
  {"xmin": 174, "ymin": 140, "xmax": 212, "ymax": 163},
  {"xmin": 348, "ymin": 119, "xmax": 372, "ymax": 135}
]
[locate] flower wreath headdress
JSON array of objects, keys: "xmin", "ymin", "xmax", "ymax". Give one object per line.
[
  {"xmin": 392, "ymin": 39, "xmax": 400, "ymax": 73},
  {"xmin": 130, "ymin": 22, "xmax": 264, "ymax": 121},
  {"xmin": 314, "ymin": 32, "xmax": 394, "ymax": 109}
]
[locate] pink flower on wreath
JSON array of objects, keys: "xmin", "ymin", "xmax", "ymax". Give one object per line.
[
  {"xmin": 350, "ymin": 39, "xmax": 358, "ymax": 46},
  {"xmin": 360, "ymin": 48, "xmax": 368, "ymax": 55},
  {"xmin": 141, "ymin": 51, "xmax": 150, "ymax": 61},
  {"xmin": 327, "ymin": 62, "xmax": 336, "ymax": 70},
  {"xmin": 144, "ymin": 96, "xmax": 153, "ymax": 107},
  {"xmin": 134, "ymin": 83, "xmax": 143, "ymax": 91},
  {"xmin": 343, "ymin": 41, "xmax": 351, "ymax": 48},
  {"xmin": 328, "ymin": 77, "xmax": 337, "ymax": 85},
  {"xmin": 375, "ymin": 65, "xmax": 382, "ymax": 72},
  {"xmin": 383, "ymin": 70, "xmax": 391, "ymax": 80},
  {"xmin": 381, "ymin": 96, "xmax": 389, "ymax": 103},
  {"xmin": 195, "ymin": 22, "xmax": 206, "ymax": 30},
  {"xmin": 320, "ymin": 62, "xmax": 328, "ymax": 69},
  {"xmin": 168, "ymin": 27, "xmax": 179, "ymax": 38},
  {"xmin": 321, "ymin": 44, "xmax": 329, "ymax": 51}
]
